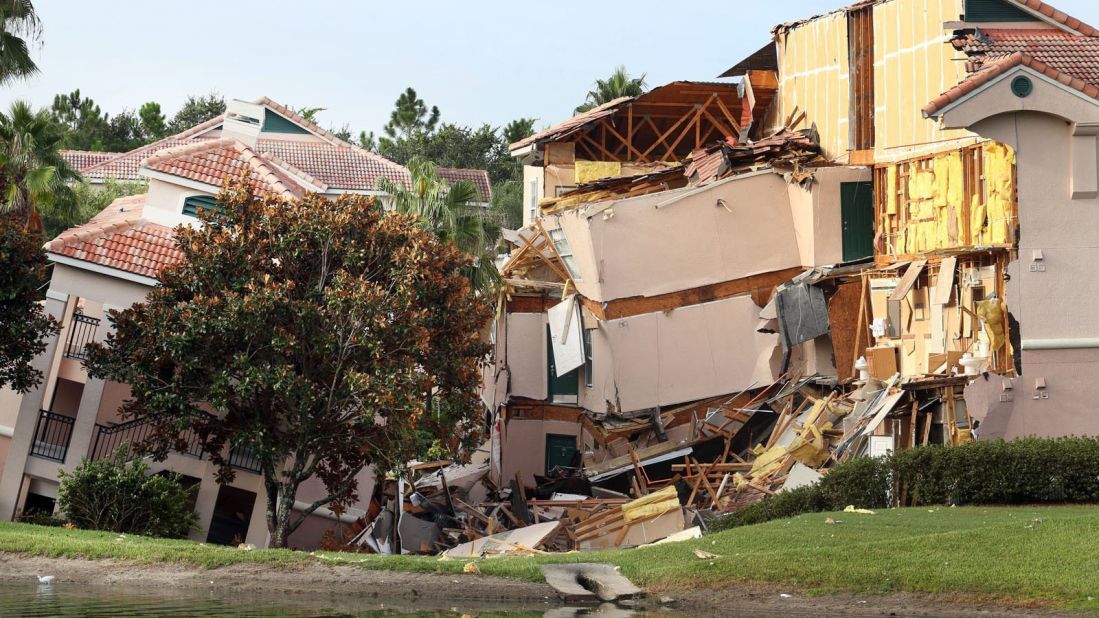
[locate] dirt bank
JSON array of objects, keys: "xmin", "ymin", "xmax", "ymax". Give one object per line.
[{"xmin": 0, "ymin": 553, "xmax": 1083, "ymax": 616}]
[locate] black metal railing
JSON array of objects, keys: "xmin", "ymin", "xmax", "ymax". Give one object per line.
[
  {"xmin": 30, "ymin": 411, "xmax": 75, "ymax": 463},
  {"xmin": 91, "ymin": 415, "xmax": 204, "ymax": 462},
  {"xmin": 64, "ymin": 313, "xmax": 100, "ymax": 361},
  {"xmin": 229, "ymin": 445, "xmax": 262, "ymax": 474}
]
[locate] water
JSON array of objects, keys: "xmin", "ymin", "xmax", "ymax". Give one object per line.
[{"xmin": 0, "ymin": 582, "xmax": 663, "ymax": 617}]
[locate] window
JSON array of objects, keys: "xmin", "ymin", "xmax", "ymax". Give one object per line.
[
  {"xmin": 528, "ymin": 179, "xmax": 539, "ymax": 224},
  {"xmin": 182, "ymin": 195, "xmax": 220, "ymax": 218},
  {"xmin": 583, "ymin": 328, "xmax": 593, "ymax": 388},
  {"xmin": 548, "ymin": 228, "xmax": 580, "ymax": 280}
]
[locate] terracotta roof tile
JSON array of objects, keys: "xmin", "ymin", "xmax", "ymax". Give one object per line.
[
  {"xmin": 953, "ymin": 28, "xmax": 1099, "ymax": 87},
  {"xmin": 142, "ymin": 139, "xmax": 308, "ymax": 199},
  {"xmin": 60, "ymin": 150, "xmax": 121, "ymax": 172},
  {"xmin": 44, "ymin": 194, "xmax": 183, "ymax": 279},
  {"xmin": 1010, "ymin": 0, "xmax": 1098, "ymax": 37},
  {"xmin": 256, "ymin": 139, "xmax": 410, "ymax": 189},
  {"xmin": 436, "ymin": 167, "xmax": 492, "ymax": 202},
  {"xmin": 923, "ymin": 51, "xmax": 1099, "ymax": 116}
]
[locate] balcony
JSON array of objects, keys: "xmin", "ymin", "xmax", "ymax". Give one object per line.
[
  {"xmin": 29, "ymin": 411, "xmax": 75, "ymax": 463},
  {"xmin": 91, "ymin": 414, "xmax": 262, "ymax": 475},
  {"xmin": 64, "ymin": 313, "xmax": 100, "ymax": 361},
  {"xmin": 91, "ymin": 415, "xmax": 204, "ymax": 462}
]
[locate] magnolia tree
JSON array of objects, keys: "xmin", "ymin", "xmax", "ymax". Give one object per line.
[
  {"xmin": 87, "ymin": 179, "xmax": 491, "ymax": 547},
  {"xmin": 0, "ymin": 219, "xmax": 58, "ymax": 392}
]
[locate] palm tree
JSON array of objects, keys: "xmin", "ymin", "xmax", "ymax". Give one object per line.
[
  {"xmin": 377, "ymin": 156, "xmax": 500, "ymax": 293},
  {"xmin": 0, "ymin": 0, "xmax": 41, "ymax": 85},
  {"xmin": 575, "ymin": 66, "xmax": 648, "ymax": 114},
  {"xmin": 0, "ymin": 100, "xmax": 79, "ymax": 232}
]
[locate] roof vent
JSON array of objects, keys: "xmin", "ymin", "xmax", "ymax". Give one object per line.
[{"xmin": 1011, "ymin": 75, "xmax": 1033, "ymax": 98}]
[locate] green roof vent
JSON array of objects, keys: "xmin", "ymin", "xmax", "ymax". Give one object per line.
[{"xmin": 1011, "ymin": 75, "xmax": 1033, "ymax": 98}]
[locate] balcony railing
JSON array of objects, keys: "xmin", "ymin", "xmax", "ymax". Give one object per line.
[
  {"xmin": 91, "ymin": 415, "xmax": 204, "ymax": 462},
  {"xmin": 64, "ymin": 313, "xmax": 100, "ymax": 361},
  {"xmin": 30, "ymin": 411, "xmax": 75, "ymax": 463},
  {"xmin": 91, "ymin": 414, "xmax": 262, "ymax": 475},
  {"xmin": 229, "ymin": 445, "xmax": 262, "ymax": 474}
]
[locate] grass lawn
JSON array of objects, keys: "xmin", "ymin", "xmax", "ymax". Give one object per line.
[{"xmin": 2, "ymin": 505, "xmax": 1098, "ymax": 609}]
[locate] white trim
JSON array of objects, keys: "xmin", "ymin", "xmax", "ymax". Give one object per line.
[
  {"xmin": 929, "ymin": 65, "xmax": 1099, "ymax": 118},
  {"xmin": 47, "ymin": 253, "xmax": 159, "ymax": 287},
  {"xmin": 45, "ymin": 290, "xmax": 69, "ymax": 302},
  {"xmin": 0, "ymin": 425, "xmax": 12, "ymax": 438},
  {"xmin": 1021, "ymin": 338, "xmax": 1099, "ymax": 350}
]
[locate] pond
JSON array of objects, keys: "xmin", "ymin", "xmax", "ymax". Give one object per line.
[{"xmin": 0, "ymin": 581, "xmax": 675, "ymax": 617}]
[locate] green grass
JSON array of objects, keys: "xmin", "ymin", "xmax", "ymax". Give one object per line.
[{"xmin": 3, "ymin": 506, "xmax": 1099, "ymax": 609}]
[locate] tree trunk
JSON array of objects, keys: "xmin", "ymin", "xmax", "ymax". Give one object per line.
[{"xmin": 269, "ymin": 483, "xmax": 298, "ymax": 548}]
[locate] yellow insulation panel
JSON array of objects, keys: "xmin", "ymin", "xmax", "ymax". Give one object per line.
[{"xmin": 878, "ymin": 142, "xmax": 1016, "ymax": 260}]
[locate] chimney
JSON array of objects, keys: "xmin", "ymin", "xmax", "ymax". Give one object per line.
[{"xmin": 222, "ymin": 99, "xmax": 264, "ymax": 147}]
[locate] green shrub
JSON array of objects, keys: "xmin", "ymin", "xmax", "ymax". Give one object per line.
[
  {"xmin": 711, "ymin": 436, "xmax": 1099, "ymax": 530},
  {"xmin": 15, "ymin": 512, "xmax": 67, "ymax": 527},
  {"xmin": 57, "ymin": 449, "xmax": 197, "ymax": 538}
]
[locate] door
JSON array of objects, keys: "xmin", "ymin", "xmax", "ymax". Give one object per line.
[
  {"xmin": 841, "ymin": 181, "xmax": 874, "ymax": 262},
  {"xmin": 545, "ymin": 434, "xmax": 578, "ymax": 475},
  {"xmin": 546, "ymin": 326, "xmax": 579, "ymax": 403}
]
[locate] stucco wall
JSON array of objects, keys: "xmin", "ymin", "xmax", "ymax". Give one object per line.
[
  {"xmin": 506, "ymin": 313, "xmax": 547, "ymax": 401},
  {"xmin": 500, "ymin": 417, "xmax": 580, "ymax": 485},
  {"xmin": 546, "ymin": 171, "xmax": 804, "ymax": 303}
]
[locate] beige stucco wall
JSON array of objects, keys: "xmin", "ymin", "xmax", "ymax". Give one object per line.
[
  {"xmin": 600, "ymin": 294, "xmax": 777, "ymax": 414},
  {"xmin": 505, "ymin": 313, "xmax": 547, "ymax": 401},
  {"xmin": 788, "ymin": 166, "xmax": 873, "ymax": 266},
  {"xmin": 947, "ymin": 77, "xmax": 1099, "ymax": 438},
  {"xmin": 546, "ymin": 171, "xmax": 804, "ymax": 303},
  {"xmin": 500, "ymin": 417, "xmax": 580, "ymax": 485},
  {"xmin": 48, "ymin": 264, "xmax": 151, "ymax": 310}
]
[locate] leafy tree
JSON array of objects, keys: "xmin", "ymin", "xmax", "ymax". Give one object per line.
[
  {"xmin": 41, "ymin": 178, "xmax": 145, "ymax": 239},
  {"xmin": 382, "ymin": 87, "xmax": 439, "ymax": 143},
  {"xmin": 293, "ymin": 106, "xmax": 325, "ymax": 124},
  {"xmin": 138, "ymin": 101, "xmax": 168, "ymax": 141},
  {"xmin": 51, "ymin": 89, "xmax": 108, "ymax": 151},
  {"xmin": 490, "ymin": 180, "xmax": 523, "ymax": 230},
  {"xmin": 87, "ymin": 180, "xmax": 490, "ymax": 548},
  {"xmin": 100, "ymin": 109, "xmax": 145, "ymax": 152},
  {"xmin": 377, "ymin": 156, "xmax": 500, "ymax": 293},
  {"xmin": 0, "ymin": 100, "xmax": 79, "ymax": 231},
  {"xmin": 0, "ymin": 0, "xmax": 40, "ymax": 85},
  {"xmin": 575, "ymin": 66, "xmax": 648, "ymax": 113},
  {"xmin": 0, "ymin": 218, "xmax": 58, "ymax": 393},
  {"xmin": 57, "ymin": 449, "xmax": 197, "ymax": 538},
  {"xmin": 502, "ymin": 117, "xmax": 536, "ymax": 146},
  {"xmin": 167, "ymin": 93, "xmax": 225, "ymax": 135}
]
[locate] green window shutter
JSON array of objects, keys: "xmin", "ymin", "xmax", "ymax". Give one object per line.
[
  {"xmin": 965, "ymin": 0, "xmax": 1035, "ymax": 22},
  {"xmin": 262, "ymin": 110, "xmax": 311, "ymax": 134},
  {"xmin": 182, "ymin": 195, "xmax": 220, "ymax": 218},
  {"xmin": 841, "ymin": 182, "xmax": 875, "ymax": 262},
  {"xmin": 546, "ymin": 325, "xmax": 579, "ymax": 402},
  {"xmin": 545, "ymin": 434, "xmax": 578, "ymax": 475}
]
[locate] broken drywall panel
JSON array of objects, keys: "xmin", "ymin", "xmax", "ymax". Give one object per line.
[
  {"xmin": 933, "ymin": 256, "xmax": 957, "ymax": 306},
  {"xmin": 506, "ymin": 312, "xmax": 548, "ymax": 401},
  {"xmin": 889, "ymin": 260, "xmax": 927, "ymax": 302},
  {"xmin": 548, "ymin": 295, "xmax": 584, "ymax": 377}
]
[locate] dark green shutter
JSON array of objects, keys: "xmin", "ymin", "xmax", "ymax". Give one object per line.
[
  {"xmin": 262, "ymin": 110, "xmax": 311, "ymax": 134},
  {"xmin": 182, "ymin": 195, "xmax": 220, "ymax": 218},
  {"xmin": 546, "ymin": 325, "xmax": 579, "ymax": 402},
  {"xmin": 965, "ymin": 0, "xmax": 1035, "ymax": 22},
  {"xmin": 841, "ymin": 182, "xmax": 875, "ymax": 262},
  {"xmin": 545, "ymin": 434, "xmax": 578, "ymax": 475}
]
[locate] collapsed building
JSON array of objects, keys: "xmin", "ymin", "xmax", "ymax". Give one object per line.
[{"xmin": 431, "ymin": 0, "xmax": 1099, "ymax": 552}]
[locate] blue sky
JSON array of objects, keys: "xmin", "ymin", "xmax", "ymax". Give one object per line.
[{"xmin": 5, "ymin": 0, "xmax": 1099, "ymax": 138}]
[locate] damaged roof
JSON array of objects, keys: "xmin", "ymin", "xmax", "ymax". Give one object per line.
[{"xmin": 952, "ymin": 28, "xmax": 1099, "ymax": 87}]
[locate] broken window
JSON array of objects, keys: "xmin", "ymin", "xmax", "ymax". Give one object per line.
[
  {"xmin": 548, "ymin": 228, "xmax": 581, "ymax": 280},
  {"xmin": 847, "ymin": 5, "xmax": 875, "ymax": 151},
  {"xmin": 583, "ymin": 328, "xmax": 593, "ymax": 388}
]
